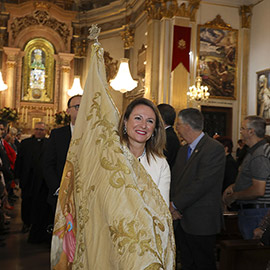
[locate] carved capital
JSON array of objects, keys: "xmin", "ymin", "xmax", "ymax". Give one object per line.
[
  {"xmin": 121, "ymin": 25, "xmax": 135, "ymax": 49},
  {"xmin": 61, "ymin": 66, "xmax": 71, "ymax": 73},
  {"xmin": 145, "ymin": 0, "xmax": 162, "ymax": 21},
  {"xmin": 176, "ymin": 0, "xmax": 201, "ymax": 21},
  {"xmin": 239, "ymin": 5, "xmax": 253, "ymax": 29},
  {"xmin": 145, "ymin": 0, "xmax": 201, "ymax": 22},
  {"xmin": 6, "ymin": 61, "xmax": 16, "ymax": 68},
  {"xmin": 72, "ymin": 38, "xmax": 88, "ymax": 58}
]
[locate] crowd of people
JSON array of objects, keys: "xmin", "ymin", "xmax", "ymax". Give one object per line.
[
  {"xmin": 0, "ymin": 94, "xmax": 82, "ymax": 247},
  {"xmin": 1, "ymin": 94, "xmax": 270, "ymax": 269}
]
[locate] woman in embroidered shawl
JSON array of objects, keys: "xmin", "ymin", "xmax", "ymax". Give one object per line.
[{"xmin": 118, "ymin": 98, "xmax": 171, "ymax": 206}]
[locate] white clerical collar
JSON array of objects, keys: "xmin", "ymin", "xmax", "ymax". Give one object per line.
[{"xmin": 70, "ymin": 123, "xmax": 75, "ymax": 135}]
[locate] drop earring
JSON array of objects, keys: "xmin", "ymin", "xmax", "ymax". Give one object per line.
[{"xmin": 123, "ymin": 126, "xmax": 127, "ymax": 134}]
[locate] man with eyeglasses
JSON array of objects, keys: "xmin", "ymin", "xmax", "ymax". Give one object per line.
[
  {"xmin": 15, "ymin": 121, "xmax": 51, "ymax": 243},
  {"xmin": 44, "ymin": 95, "xmax": 82, "ymax": 221},
  {"xmin": 223, "ymin": 115, "xmax": 270, "ymax": 239}
]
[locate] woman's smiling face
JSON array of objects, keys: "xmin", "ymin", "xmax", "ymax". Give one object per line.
[{"xmin": 125, "ymin": 104, "xmax": 156, "ymax": 146}]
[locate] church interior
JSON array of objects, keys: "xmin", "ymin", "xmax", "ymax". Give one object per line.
[{"xmin": 1, "ymin": 0, "xmax": 270, "ymax": 269}]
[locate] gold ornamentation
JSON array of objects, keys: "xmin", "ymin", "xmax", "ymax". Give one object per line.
[
  {"xmin": 121, "ymin": 25, "xmax": 135, "ymax": 49},
  {"xmin": 239, "ymin": 5, "xmax": 253, "ymax": 29},
  {"xmin": 6, "ymin": 61, "xmax": 15, "ymax": 68},
  {"xmin": 145, "ymin": 0, "xmax": 162, "ymax": 21},
  {"xmin": 22, "ymin": 38, "xmax": 54, "ymax": 103},
  {"xmin": 145, "ymin": 0, "xmax": 200, "ymax": 22},
  {"xmin": 33, "ymin": 1, "xmax": 51, "ymax": 10},
  {"xmin": 204, "ymin": 14, "xmax": 232, "ymax": 30},
  {"xmin": 62, "ymin": 66, "xmax": 71, "ymax": 73},
  {"xmin": 10, "ymin": 10, "xmax": 70, "ymax": 44},
  {"xmin": 109, "ymin": 207, "xmax": 167, "ymax": 269},
  {"xmin": 178, "ymin": 39, "xmax": 186, "ymax": 50}
]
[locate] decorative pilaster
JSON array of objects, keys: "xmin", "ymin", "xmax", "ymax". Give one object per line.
[
  {"xmin": 58, "ymin": 53, "xmax": 74, "ymax": 111},
  {"xmin": 158, "ymin": 17, "xmax": 172, "ymax": 103},
  {"xmin": 238, "ymin": 5, "xmax": 253, "ymax": 124},
  {"xmin": 3, "ymin": 47, "xmax": 20, "ymax": 108}
]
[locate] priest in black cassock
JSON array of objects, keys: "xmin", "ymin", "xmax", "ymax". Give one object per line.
[{"xmin": 15, "ymin": 121, "xmax": 51, "ymax": 243}]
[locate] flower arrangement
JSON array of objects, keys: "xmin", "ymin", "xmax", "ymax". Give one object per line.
[
  {"xmin": 55, "ymin": 111, "xmax": 70, "ymax": 126},
  {"xmin": 0, "ymin": 107, "xmax": 19, "ymax": 123}
]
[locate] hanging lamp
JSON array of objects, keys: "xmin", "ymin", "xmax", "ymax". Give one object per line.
[
  {"xmin": 110, "ymin": 58, "xmax": 138, "ymax": 93},
  {"xmin": 67, "ymin": 76, "xmax": 84, "ymax": 97}
]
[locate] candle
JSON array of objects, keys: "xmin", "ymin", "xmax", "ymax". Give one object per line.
[
  {"xmin": 46, "ymin": 109, "xmax": 48, "ymax": 124},
  {"xmin": 22, "ymin": 107, "xmax": 25, "ymax": 123},
  {"xmin": 49, "ymin": 109, "xmax": 52, "ymax": 124},
  {"xmin": 25, "ymin": 108, "xmax": 28, "ymax": 123}
]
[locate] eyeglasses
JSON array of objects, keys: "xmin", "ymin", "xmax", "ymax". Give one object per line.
[
  {"xmin": 240, "ymin": 126, "xmax": 251, "ymax": 131},
  {"xmin": 35, "ymin": 128, "xmax": 45, "ymax": 131},
  {"xmin": 69, "ymin": 104, "xmax": 80, "ymax": 111}
]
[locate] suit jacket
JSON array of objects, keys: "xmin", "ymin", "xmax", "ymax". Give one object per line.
[
  {"xmin": 15, "ymin": 136, "xmax": 48, "ymax": 198},
  {"xmin": 165, "ymin": 126, "xmax": 180, "ymax": 169},
  {"xmin": 170, "ymin": 134, "xmax": 225, "ymax": 235},
  {"xmin": 43, "ymin": 125, "xmax": 71, "ymax": 207}
]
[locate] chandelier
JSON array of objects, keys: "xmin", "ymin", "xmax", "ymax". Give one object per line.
[
  {"xmin": 187, "ymin": 74, "xmax": 209, "ymax": 101},
  {"xmin": 67, "ymin": 76, "xmax": 84, "ymax": 97},
  {"xmin": 110, "ymin": 58, "xmax": 138, "ymax": 93}
]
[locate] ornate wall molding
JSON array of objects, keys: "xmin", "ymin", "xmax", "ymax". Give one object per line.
[
  {"xmin": 145, "ymin": 0, "xmax": 200, "ymax": 22},
  {"xmin": 10, "ymin": 10, "xmax": 70, "ymax": 44},
  {"xmin": 204, "ymin": 14, "xmax": 232, "ymax": 30},
  {"xmin": 239, "ymin": 5, "xmax": 253, "ymax": 29}
]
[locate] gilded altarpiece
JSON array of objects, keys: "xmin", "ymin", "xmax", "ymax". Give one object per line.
[{"xmin": 22, "ymin": 38, "xmax": 55, "ymax": 103}]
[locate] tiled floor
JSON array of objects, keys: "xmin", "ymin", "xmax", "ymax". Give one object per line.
[{"xmin": 0, "ymin": 195, "xmax": 50, "ymax": 270}]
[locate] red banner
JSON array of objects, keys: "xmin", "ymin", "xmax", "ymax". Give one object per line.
[{"xmin": 171, "ymin": 25, "xmax": 191, "ymax": 72}]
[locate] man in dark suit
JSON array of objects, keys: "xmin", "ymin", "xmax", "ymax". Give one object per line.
[
  {"xmin": 44, "ymin": 94, "xmax": 82, "ymax": 217},
  {"xmin": 170, "ymin": 108, "xmax": 225, "ymax": 270},
  {"xmin": 15, "ymin": 121, "xmax": 50, "ymax": 242},
  {"xmin": 157, "ymin": 103, "xmax": 180, "ymax": 169}
]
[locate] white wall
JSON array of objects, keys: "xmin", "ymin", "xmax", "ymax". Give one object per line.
[{"xmin": 248, "ymin": 0, "xmax": 270, "ymax": 115}]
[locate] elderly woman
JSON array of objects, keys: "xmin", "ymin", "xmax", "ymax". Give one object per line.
[{"xmin": 118, "ymin": 97, "xmax": 171, "ymax": 206}]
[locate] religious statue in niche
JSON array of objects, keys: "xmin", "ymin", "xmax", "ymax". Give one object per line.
[
  {"xmin": 23, "ymin": 48, "xmax": 50, "ymax": 101},
  {"xmin": 22, "ymin": 38, "xmax": 54, "ymax": 103}
]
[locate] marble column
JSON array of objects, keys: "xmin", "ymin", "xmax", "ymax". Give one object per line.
[
  {"xmin": 58, "ymin": 53, "xmax": 74, "ymax": 111},
  {"xmin": 158, "ymin": 17, "xmax": 172, "ymax": 104},
  {"xmin": 145, "ymin": 19, "xmax": 161, "ymax": 103},
  {"xmin": 3, "ymin": 47, "xmax": 20, "ymax": 108}
]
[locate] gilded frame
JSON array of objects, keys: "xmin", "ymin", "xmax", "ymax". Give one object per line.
[
  {"xmin": 256, "ymin": 68, "xmax": 270, "ymax": 121},
  {"xmin": 22, "ymin": 38, "xmax": 55, "ymax": 103},
  {"xmin": 197, "ymin": 15, "xmax": 238, "ymax": 99}
]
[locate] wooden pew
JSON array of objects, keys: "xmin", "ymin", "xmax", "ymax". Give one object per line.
[{"xmin": 219, "ymin": 239, "xmax": 270, "ymax": 270}]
